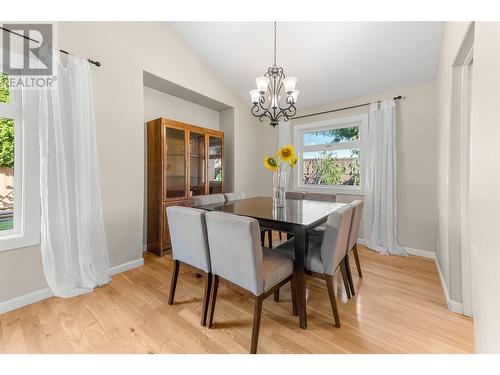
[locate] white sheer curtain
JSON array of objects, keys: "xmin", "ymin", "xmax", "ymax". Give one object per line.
[
  {"xmin": 361, "ymin": 99, "xmax": 405, "ymax": 255},
  {"xmin": 33, "ymin": 52, "xmax": 111, "ymax": 297}
]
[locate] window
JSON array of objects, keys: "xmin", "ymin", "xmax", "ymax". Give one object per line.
[
  {"xmin": 0, "ymin": 72, "xmax": 18, "ymax": 235},
  {"xmin": 294, "ymin": 114, "xmax": 368, "ymax": 193},
  {"xmin": 0, "ymin": 68, "xmax": 40, "ymax": 251}
]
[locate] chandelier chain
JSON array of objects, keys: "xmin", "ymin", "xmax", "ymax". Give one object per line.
[{"xmin": 274, "ymin": 21, "xmax": 277, "ymax": 66}]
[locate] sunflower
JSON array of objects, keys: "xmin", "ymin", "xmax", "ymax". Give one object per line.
[
  {"xmin": 287, "ymin": 154, "xmax": 298, "ymax": 167},
  {"xmin": 263, "ymin": 156, "xmax": 279, "ymax": 172},
  {"xmin": 277, "ymin": 144, "xmax": 296, "ymax": 163}
]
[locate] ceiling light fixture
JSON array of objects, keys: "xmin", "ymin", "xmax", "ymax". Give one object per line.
[{"xmin": 249, "ymin": 22, "xmax": 299, "ymax": 127}]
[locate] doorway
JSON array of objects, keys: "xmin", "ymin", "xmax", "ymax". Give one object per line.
[{"xmin": 459, "ymin": 47, "xmax": 474, "ymax": 317}]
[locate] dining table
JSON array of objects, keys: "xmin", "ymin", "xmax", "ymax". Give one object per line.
[{"xmin": 194, "ymin": 196, "xmax": 346, "ymax": 329}]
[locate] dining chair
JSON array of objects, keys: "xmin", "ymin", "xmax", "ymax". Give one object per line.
[
  {"xmin": 286, "ymin": 191, "xmax": 306, "ymax": 200},
  {"xmin": 191, "ymin": 194, "xmax": 225, "ymax": 207},
  {"xmin": 304, "ymin": 192, "xmax": 337, "ymax": 233},
  {"xmin": 225, "ymin": 191, "xmax": 273, "ymax": 249},
  {"xmin": 166, "ymin": 206, "xmax": 212, "ymax": 326},
  {"xmin": 274, "ymin": 205, "xmax": 354, "ymax": 327},
  {"xmin": 304, "ymin": 192, "xmax": 337, "ymax": 202},
  {"xmin": 343, "ymin": 200, "xmax": 364, "ymax": 296},
  {"xmin": 205, "ymin": 211, "xmax": 297, "ymax": 354},
  {"xmin": 224, "ymin": 192, "xmax": 246, "ymax": 202}
]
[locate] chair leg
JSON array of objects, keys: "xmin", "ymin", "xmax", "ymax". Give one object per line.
[
  {"xmin": 260, "ymin": 231, "xmax": 265, "ymax": 246},
  {"xmin": 168, "ymin": 260, "xmax": 180, "ymax": 305},
  {"xmin": 250, "ymin": 295, "xmax": 264, "ymax": 354},
  {"xmin": 201, "ymin": 272, "xmax": 212, "ymax": 326},
  {"xmin": 207, "ymin": 275, "xmax": 219, "ymax": 328},
  {"xmin": 274, "ymin": 289, "xmax": 280, "ymax": 302},
  {"xmin": 353, "ymin": 244, "xmax": 362, "ymax": 277},
  {"xmin": 325, "ymin": 274, "xmax": 341, "ymax": 328},
  {"xmin": 291, "ymin": 276, "xmax": 298, "ymax": 317},
  {"xmin": 340, "ymin": 261, "xmax": 352, "ymax": 299},
  {"xmin": 267, "ymin": 229, "xmax": 273, "ymax": 249},
  {"xmin": 344, "ymin": 256, "xmax": 355, "ymax": 296},
  {"xmin": 279, "ymin": 232, "xmax": 282, "ymax": 240}
]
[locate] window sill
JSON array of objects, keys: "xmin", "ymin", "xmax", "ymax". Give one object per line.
[{"xmin": 0, "ymin": 233, "xmax": 40, "ymax": 252}]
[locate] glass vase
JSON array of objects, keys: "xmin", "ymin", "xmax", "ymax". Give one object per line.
[{"xmin": 273, "ymin": 168, "xmax": 287, "ymax": 207}]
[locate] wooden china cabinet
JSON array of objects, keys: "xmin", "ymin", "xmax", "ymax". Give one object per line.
[{"xmin": 146, "ymin": 118, "xmax": 224, "ymax": 256}]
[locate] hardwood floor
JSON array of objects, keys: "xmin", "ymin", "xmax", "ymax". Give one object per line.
[{"xmin": 0, "ymin": 242, "xmax": 474, "ymax": 354}]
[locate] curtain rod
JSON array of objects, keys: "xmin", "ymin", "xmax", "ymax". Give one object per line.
[
  {"xmin": 0, "ymin": 26, "xmax": 101, "ymax": 67},
  {"xmin": 292, "ymin": 95, "xmax": 403, "ymax": 120}
]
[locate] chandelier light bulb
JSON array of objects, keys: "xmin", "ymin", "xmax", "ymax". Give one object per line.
[
  {"xmin": 288, "ymin": 89, "xmax": 299, "ymax": 104},
  {"xmin": 255, "ymin": 76, "xmax": 270, "ymax": 94},
  {"xmin": 249, "ymin": 89, "xmax": 260, "ymax": 104},
  {"xmin": 283, "ymin": 77, "xmax": 298, "ymax": 95}
]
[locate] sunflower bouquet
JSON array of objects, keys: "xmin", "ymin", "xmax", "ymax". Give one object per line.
[
  {"xmin": 264, "ymin": 145, "xmax": 297, "ymax": 206},
  {"xmin": 263, "ymin": 144, "xmax": 298, "ymax": 172}
]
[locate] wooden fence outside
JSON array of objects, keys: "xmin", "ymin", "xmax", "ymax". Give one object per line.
[{"xmin": 0, "ymin": 167, "xmax": 14, "ymax": 210}]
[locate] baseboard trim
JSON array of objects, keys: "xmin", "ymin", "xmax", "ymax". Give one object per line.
[
  {"xmin": 0, "ymin": 257, "xmax": 145, "ymax": 315},
  {"xmin": 358, "ymin": 240, "xmax": 436, "ymax": 260},
  {"xmin": 434, "ymin": 257, "xmax": 464, "ymax": 314},
  {"xmin": 109, "ymin": 258, "xmax": 144, "ymax": 276},
  {"xmin": 0, "ymin": 288, "xmax": 53, "ymax": 315},
  {"xmin": 405, "ymin": 247, "xmax": 436, "ymax": 259}
]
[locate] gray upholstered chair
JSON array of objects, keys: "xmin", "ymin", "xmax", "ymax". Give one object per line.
[
  {"xmin": 304, "ymin": 192, "xmax": 337, "ymax": 202},
  {"xmin": 274, "ymin": 205, "xmax": 354, "ymax": 327},
  {"xmin": 224, "ymin": 192, "xmax": 246, "ymax": 202},
  {"xmin": 224, "ymin": 191, "xmax": 274, "ymax": 249},
  {"xmin": 205, "ymin": 211, "xmax": 297, "ymax": 354},
  {"xmin": 166, "ymin": 206, "xmax": 212, "ymax": 326},
  {"xmin": 343, "ymin": 200, "xmax": 364, "ymax": 296},
  {"xmin": 304, "ymin": 192, "xmax": 336, "ymax": 233},
  {"xmin": 191, "ymin": 194, "xmax": 225, "ymax": 207},
  {"xmin": 285, "ymin": 191, "xmax": 305, "ymax": 200}
]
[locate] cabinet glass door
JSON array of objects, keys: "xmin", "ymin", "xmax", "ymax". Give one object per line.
[
  {"xmin": 189, "ymin": 132, "xmax": 206, "ymax": 196},
  {"xmin": 165, "ymin": 127, "xmax": 186, "ymax": 198},
  {"xmin": 208, "ymin": 136, "xmax": 223, "ymax": 194}
]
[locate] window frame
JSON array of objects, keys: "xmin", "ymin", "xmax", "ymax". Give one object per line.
[
  {"xmin": 293, "ymin": 114, "xmax": 368, "ymax": 195},
  {"xmin": 0, "ymin": 68, "xmax": 40, "ymax": 251}
]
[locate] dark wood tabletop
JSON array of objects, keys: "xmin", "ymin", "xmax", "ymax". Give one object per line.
[{"xmin": 195, "ymin": 196, "xmax": 345, "ymax": 228}]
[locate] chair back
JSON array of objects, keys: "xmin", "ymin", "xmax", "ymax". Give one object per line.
[
  {"xmin": 304, "ymin": 192, "xmax": 336, "ymax": 202},
  {"xmin": 224, "ymin": 192, "xmax": 246, "ymax": 202},
  {"xmin": 205, "ymin": 211, "xmax": 264, "ymax": 296},
  {"xmin": 166, "ymin": 206, "xmax": 211, "ymax": 273},
  {"xmin": 320, "ymin": 205, "xmax": 353, "ymax": 275},
  {"xmin": 347, "ymin": 200, "xmax": 364, "ymax": 252},
  {"xmin": 191, "ymin": 194, "xmax": 225, "ymax": 207},
  {"xmin": 286, "ymin": 191, "xmax": 305, "ymax": 200}
]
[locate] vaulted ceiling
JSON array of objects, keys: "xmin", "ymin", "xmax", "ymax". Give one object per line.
[{"xmin": 169, "ymin": 22, "xmax": 444, "ymax": 110}]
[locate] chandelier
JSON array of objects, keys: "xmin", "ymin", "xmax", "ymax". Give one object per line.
[{"xmin": 249, "ymin": 22, "xmax": 299, "ymax": 127}]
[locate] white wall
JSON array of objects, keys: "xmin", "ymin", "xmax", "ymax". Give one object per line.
[
  {"xmin": 436, "ymin": 21, "xmax": 500, "ymax": 352},
  {"xmin": 435, "ymin": 22, "xmax": 473, "ymax": 305},
  {"xmin": 0, "ymin": 22, "xmax": 267, "ymax": 305},
  {"xmin": 143, "ymin": 86, "xmax": 220, "ymax": 130},
  {"xmin": 468, "ymin": 22, "xmax": 500, "ymax": 353},
  {"xmin": 285, "ymin": 81, "xmax": 438, "ymax": 253},
  {"xmin": 220, "ymin": 108, "xmax": 235, "ymax": 193}
]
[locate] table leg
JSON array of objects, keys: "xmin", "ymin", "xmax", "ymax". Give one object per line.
[{"xmin": 294, "ymin": 228, "xmax": 308, "ymax": 329}]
